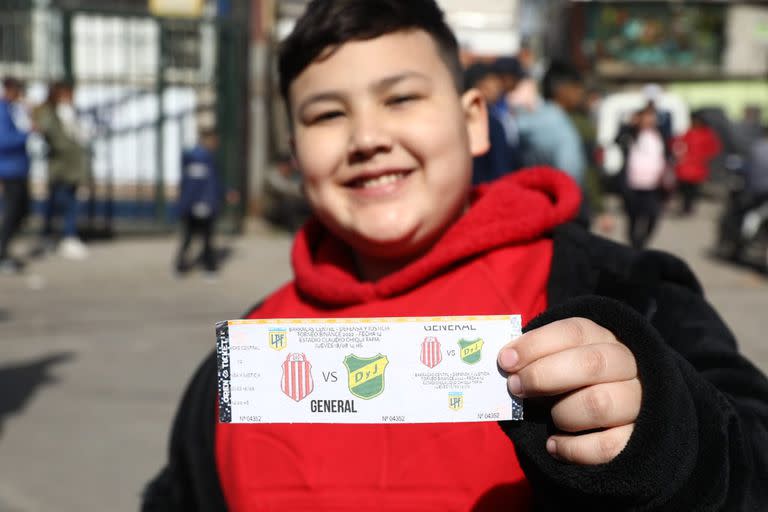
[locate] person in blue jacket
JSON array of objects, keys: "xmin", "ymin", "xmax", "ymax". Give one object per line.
[
  {"xmin": 464, "ymin": 62, "xmax": 517, "ymax": 185},
  {"xmin": 0, "ymin": 77, "xmax": 32, "ymax": 273},
  {"xmin": 175, "ymin": 128, "xmax": 224, "ymax": 275}
]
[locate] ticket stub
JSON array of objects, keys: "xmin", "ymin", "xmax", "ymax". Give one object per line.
[{"xmin": 217, "ymin": 315, "xmax": 523, "ymax": 424}]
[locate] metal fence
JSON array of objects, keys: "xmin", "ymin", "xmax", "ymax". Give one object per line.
[{"xmin": 0, "ymin": 1, "xmax": 249, "ymax": 235}]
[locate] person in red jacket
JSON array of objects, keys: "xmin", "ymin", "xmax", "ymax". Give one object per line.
[
  {"xmin": 143, "ymin": 1, "xmax": 768, "ymax": 510},
  {"xmin": 672, "ymin": 113, "xmax": 722, "ymax": 215}
]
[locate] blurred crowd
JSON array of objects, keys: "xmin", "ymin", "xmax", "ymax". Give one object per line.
[
  {"xmin": 0, "ymin": 76, "xmax": 234, "ymax": 278},
  {"xmin": 0, "ymin": 77, "xmax": 91, "ymax": 274},
  {"xmin": 5, "ymin": 54, "xmax": 768, "ymax": 275},
  {"xmin": 458, "ymin": 52, "xmax": 768, "ymax": 266}
]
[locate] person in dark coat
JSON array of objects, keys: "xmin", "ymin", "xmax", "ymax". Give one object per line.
[
  {"xmin": 175, "ymin": 128, "xmax": 224, "ymax": 275},
  {"xmin": 464, "ymin": 62, "xmax": 516, "ymax": 185}
]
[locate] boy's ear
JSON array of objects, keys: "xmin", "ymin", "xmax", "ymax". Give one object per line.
[{"xmin": 461, "ymin": 88, "xmax": 490, "ymax": 157}]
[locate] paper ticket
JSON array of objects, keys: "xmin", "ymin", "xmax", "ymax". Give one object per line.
[{"xmin": 217, "ymin": 315, "xmax": 523, "ymax": 424}]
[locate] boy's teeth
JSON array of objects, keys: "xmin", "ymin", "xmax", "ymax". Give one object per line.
[{"xmin": 359, "ymin": 172, "xmax": 406, "ymax": 188}]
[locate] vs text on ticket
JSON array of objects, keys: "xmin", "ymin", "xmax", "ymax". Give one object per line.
[{"xmin": 216, "ymin": 315, "xmax": 523, "ymax": 424}]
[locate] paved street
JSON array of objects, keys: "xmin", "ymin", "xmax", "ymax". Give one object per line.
[{"xmin": 0, "ymin": 201, "xmax": 766, "ymax": 512}]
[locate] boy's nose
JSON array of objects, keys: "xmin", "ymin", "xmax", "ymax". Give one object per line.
[{"xmin": 348, "ymin": 115, "xmax": 393, "ymax": 161}]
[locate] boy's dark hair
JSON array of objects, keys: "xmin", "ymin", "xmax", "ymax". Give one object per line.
[
  {"xmin": 278, "ymin": 0, "xmax": 463, "ymax": 107},
  {"xmin": 541, "ymin": 61, "xmax": 582, "ymax": 100}
]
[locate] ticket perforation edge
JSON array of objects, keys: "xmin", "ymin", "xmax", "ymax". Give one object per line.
[{"xmin": 216, "ymin": 320, "xmax": 232, "ymax": 423}]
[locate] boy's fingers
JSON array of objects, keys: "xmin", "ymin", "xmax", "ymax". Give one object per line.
[
  {"xmin": 498, "ymin": 317, "xmax": 618, "ymax": 373},
  {"xmin": 506, "ymin": 342, "xmax": 637, "ymax": 397},
  {"xmin": 547, "ymin": 424, "xmax": 634, "ymax": 465},
  {"xmin": 551, "ymin": 379, "xmax": 642, "ymax": 433}
]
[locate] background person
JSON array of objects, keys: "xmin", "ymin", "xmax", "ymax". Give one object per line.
[
  {"xmin": 624, "ymin": 104, "xmax": 666, "ymax": 249},
  {"xmin": 734, "ymin": 105, "xmax": 763, "ymax": 157},
  {"xmin": 542, "ymin": 60, "xmax": 610, "ymax": 229},
  {"xmin": 490, "ymin": 56, "xmax": 525, "ymax": 164},
  {"xmin": 175, "ymin": 128, "xmax": 225, "ymax": 276},
  {"xmin": 672, "ymin": 112, "xmax": 721, "ymax": 215},
  {"xmin": 744, "ymin": 126, "xmax": 768, "ymax": 201},
  {"xmin": 34, "ymin": 80, "xmax": 91, "ymax": 259},
  {"xmin": 464, "ymin": 62, "xmax": 515, "ymax": 185},
  {"xmin": 0, "ymin": 77, "xmax": 32, "ymax": 273},
  {"xmin": 508, "ymin": 63, "xmax": 586, "ymax": 190}
]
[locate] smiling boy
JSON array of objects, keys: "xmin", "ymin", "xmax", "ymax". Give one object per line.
[
  {"xmin": 290, "ymin": 28, "xmax": 482, "ymax": 277},
  {"xmin": 143, "ymin": 1, "xmax": 768, "ymax": 510}
]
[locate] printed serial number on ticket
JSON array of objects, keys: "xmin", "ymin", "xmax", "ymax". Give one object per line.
[{"xmin": 216, "ymin": 315, "xmax": 523, "ymax": 424}]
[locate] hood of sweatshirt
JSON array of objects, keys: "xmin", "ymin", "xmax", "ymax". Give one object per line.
[{"xmin": 291, "ymin": 167, "xmax": 580, "ymax": 306}]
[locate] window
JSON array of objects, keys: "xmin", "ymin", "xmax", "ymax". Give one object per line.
[{"xmin": 0, "ymin": 8, "xmax": 32, "ymax": 64}]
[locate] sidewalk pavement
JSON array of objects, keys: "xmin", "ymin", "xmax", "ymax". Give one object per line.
[
  {"xmin": 0, "ymin": 220, "xmax": 294, "ymax": 512},
  {"xmin": 0, "ymin": 202, "xmax": 766, "ymax": 512}
]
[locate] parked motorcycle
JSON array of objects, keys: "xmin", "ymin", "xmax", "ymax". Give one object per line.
[{"xmin": 715, "ymin": 166, "xmax": 768, "ymax": 271}]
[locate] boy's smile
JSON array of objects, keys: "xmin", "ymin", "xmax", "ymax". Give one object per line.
[{"xmin": 289, "ymin": 30, "xmax": 488, "ymax": 270}]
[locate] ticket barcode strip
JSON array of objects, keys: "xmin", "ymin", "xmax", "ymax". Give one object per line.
[{"xmin": 216, "ymin": 320, "xmax": 232, "ymax": 423}]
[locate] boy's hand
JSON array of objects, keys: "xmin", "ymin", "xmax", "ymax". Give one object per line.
[{"xmin": 498, "ymin": 317, "xmax": 641, "ymax": 465}]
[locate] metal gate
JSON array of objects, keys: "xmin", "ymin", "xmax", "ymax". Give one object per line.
[{"xmin": 0, "ymin": 0, "xmax": 249, "ymax": 235}]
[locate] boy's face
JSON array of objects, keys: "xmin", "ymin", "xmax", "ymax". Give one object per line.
[{"xmin": 289, "ymin": 30, "xmax": 488, "ymax": 260}]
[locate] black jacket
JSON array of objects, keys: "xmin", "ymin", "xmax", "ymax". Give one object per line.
[{"xmin": 142, "ymin": 224, "xmax": 768, "ymax": 511}]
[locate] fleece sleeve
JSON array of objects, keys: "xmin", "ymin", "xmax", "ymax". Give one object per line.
[
  {"xmin": 502, "ymin": 293, "xmax": 768, "ymax": 511},
  {"xmin": 141, "ymin": 350, "xmax": 227, "ymax": 512}
]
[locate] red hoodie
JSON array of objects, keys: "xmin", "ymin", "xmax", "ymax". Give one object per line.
[
  {"xmin": 216, "ymin": 168, "xmax": 580, "ymax": 511},
  {"xmin": 673, "ymin": 126, "xmax": 721, "ymax": 184}
]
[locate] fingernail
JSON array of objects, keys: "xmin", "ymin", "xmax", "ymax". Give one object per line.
[
  {"xmin": 499, "ymin": 348, "xmax": 518, "ymax": 369},
  {"xmin": 546, "ymin": 438, "xmax": 558, "ymax": 458},
  {"xmin": 507, "ymin": 374, "xmax": 523, "ymax": 396}
]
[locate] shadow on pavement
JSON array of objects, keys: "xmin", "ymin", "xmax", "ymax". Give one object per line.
[{"xmin": 0, "ymin": 352, "xmax": 76, "ymax": 437}]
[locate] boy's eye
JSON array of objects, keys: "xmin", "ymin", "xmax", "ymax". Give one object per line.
[
  {"xmin": 311, "ymin": 110, "xmax": 344, "ymax": 124},
  {"xmin": 386, "ymin": 94, "xmax": 419, "ymax": 106}
]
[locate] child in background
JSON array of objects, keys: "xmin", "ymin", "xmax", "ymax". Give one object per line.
[
  {"xmin": 175, "ymin": 128, "xmax": 223, "ymax": 276},
  {"xmin": 144, "ymin": 1, "xmax": 768, "ymax": 510}
]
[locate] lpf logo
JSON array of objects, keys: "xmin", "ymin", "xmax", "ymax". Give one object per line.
[
  {"xmin": 448, "ymin": 391, "xmax": 464, "ymax": 411},
  {"xmin": 268, "ymin": 327, "xmax": 287, "ymax": 351}
]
